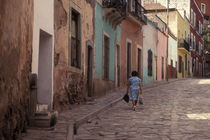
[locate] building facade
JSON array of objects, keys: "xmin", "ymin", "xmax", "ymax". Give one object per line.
[
  {"xmin": 168, "ymin": 30, "xmax": 178, "ymax": 78},
  {"xmin": 145, "ymin": 8, "xmax": 191, "ymax": 78},
  {"xmin": 94, "ymin": 0, "xmax": 124, "ymax": 96},
  {"xmin": 32, "ymin": 0, "xmax": 55, "ymax": 111},
  {"xmin": 157, "ymin": 29, "xmax": 167, "ymax": 81},
  {"xmin": 120, "ymin": 0, "xmax": 145, "ymax": 87},
  {"xmin": 142, "ymin": 19, "xmax": 158, "ymax": 83},
  {"xmin": 195, "ymin": 0, "xmax": 210, "ymax": 25},
  {"xmin": 190, "ymin": 0, "xmax": 204, "ymax": 77},
  {"xmin": 54, "ymin": 0, "xmax": 96, "ymax": 110},
  {"xmin": 0, "ymin": 0, "xmax": 33, "ymax": 138}
]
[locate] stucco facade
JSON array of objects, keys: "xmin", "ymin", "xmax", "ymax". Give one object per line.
[
  {"xmin": 32, "ymin": 0, "xmax": 54, "ymax": 110},
  {"xmin": 120, "ymin": 16, "xmax": 144, "ymax": 87},
  {"xmin": 54, "ymin": 0, "xmax": 95, "ymax": 111},
  {"xmin": 94, "ymin": 2, "xmax": 121, "ymax": 96},
  {"xmin": 190, "ymin": 0, "xmax": 204, "ymax": 77},
  {"xmin": 0, "ymin": 0, "xmax": 33, "ymax": 138},
  {"xmin": 146, "ymin": 9, "xmax": 191, "ymax": 78},
  {"xmin": 168, "ymin": 33, "xmax": 178, "ymax": 72},
  {"xmin": 157, "ymin": 30, "xmax": 167, "ymax": 81},
  {"xmin": 143, "ymin": 0, "xmax": 191, "ymax": 20},
  {"xmin": 142, "ymin": 20, "xmax": 158, "ymax": 83}
]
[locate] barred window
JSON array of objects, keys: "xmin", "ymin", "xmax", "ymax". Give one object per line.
[
  {"xmin": 70, "ymin": 10, "xmax": 81, "ymax": 68},
  {"xmin": 148, "ymin": 50, "xmax": 153, "ymax": 76},
  {"xmin": 103, "ymin": 35, "xmax": 110, "ymax": 80},
  {"xmin": 179, "ymin": 56, "xmax": 182, "ymax": 73}
]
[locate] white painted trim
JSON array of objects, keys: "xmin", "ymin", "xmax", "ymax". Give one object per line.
[
  {"xmin": 136, "ymin": 45, "xmax": 143, "ymax": 79},
  {"xmin": 102, "ymin": 31, "xmax": 110, "ymax": 79},
  {"xmin": 201, "ymin": 3, "xmax": 206, "ymax": 14},
  {"xmin": 126, "ymin": 38, "xmax": 132, "ymax": 78},
  {"xmin": 193, "ymin": 0, "xmax": 204, "ymax": 18},
  {"xmin": 114, "ymin": 42, "xmax": 121, "ymax": 87}
]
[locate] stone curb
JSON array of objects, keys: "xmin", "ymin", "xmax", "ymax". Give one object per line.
[{"xmin": 67, "ymin": 78, "xmax": 186, "ymax": 139}]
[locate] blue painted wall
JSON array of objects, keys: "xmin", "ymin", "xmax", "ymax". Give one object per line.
[{"xmin": 94, "ymin": 2, "xmax": 121, "ymax": 81}]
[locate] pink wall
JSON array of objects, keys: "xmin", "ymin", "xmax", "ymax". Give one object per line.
[{"xmin": 157, "ymin": 30, "xmax": 167, "ymax": 81}]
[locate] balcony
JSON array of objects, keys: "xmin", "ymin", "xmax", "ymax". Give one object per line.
[
  {"xmin": 178, "ymin": 39, "xmax": 190, "ymax": 52},
  {"xmin": 127, "ymin": 0, "xmax": 146, "ymax": 25},
  {"xmin": 102, "ymin": 0, "xmax": 127, "ymax": 28}
]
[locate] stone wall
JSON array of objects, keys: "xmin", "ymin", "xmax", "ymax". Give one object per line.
[
  {"xmin": 0, "ymin": 0, "xmax": 33, "ymax": 139},
  {"xmin": 54, "ymin": 0, "xmax": 95, "ymax": 111}
]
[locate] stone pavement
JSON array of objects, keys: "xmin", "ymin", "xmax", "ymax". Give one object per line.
[
  {"xmin": 74, "ymin": 79, "xmax": 210, "ymax": 140},
  {"xmin": 22, "ymin": 78, "xmax": 182, "ymax": 140}
]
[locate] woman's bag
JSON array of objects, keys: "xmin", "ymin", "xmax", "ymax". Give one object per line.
[
  {"xmin": 123, "ymin": 93, "xmax": 129, "ymax": 103},
  {"xmin": 139, "ymin": 95, "xmax": 143, "ymax": 104}
]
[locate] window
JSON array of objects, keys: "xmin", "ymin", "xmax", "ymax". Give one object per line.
[
  {"xmin": 201, "ymin": 24, "xmax": 203, "ymax": 34},
  {"xmin": 148, "ymin": 50, "xmax": 153, "ymax": 76},
  {"xmin": 179, "ymin": 56, "xmax": 182, "ymax": 73},
  {"xmin": 199, "ymin": 42, "xmax": 201, "ymax": 55},
  {"xmin": 185, "ymin": 54, "xmax": 187, "ymax": 71},
  {"xmin": 199, "ymin": 21, "xmax": 201, "ymax": 34},
  {"xmin": 127, "ymin": 41, "xmax": 132, "ymax": 79},
  {"xmin": 161, "ymin": 57, "xmax": 164, "ymax": 80},
  {"xmin": 103, "ymin": 35, "xmax": 110, "ymax": 80},
  {"xmin": 70, "ymin": 10, "xmax": 81, "ymax": 68},
  {"xmin": 194, "ymin": 12, "xmax": 196, "ymax": 27},
  {"xmin": 194, "ymin": 36, "xmax": 196, "ymax": 50},
  {"xmin": 171, "ymin": 59, "xmax": 173, "ymax": 67},
  {"xmin": 201, "ymin": 3, "xmax": 206, "ymax": 14},
  {"xmin": 185, "ymin": 30, "xmax": 187, "ymax": 40},
  {"xmin": 137, "ymin": 48, "xmax": 141, "ymax": 77},
  {"xmin": 191, "ymin": 33, "xmax": 193, "ymax": 48},
  {"xmin": 191, "ymin": 9, "xmax": 194, "ymax": 24}
]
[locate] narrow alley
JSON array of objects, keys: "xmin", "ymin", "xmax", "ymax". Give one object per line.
[{"xmin": 75, "ymin": 79, "xmax": 210, "ymax": 140}]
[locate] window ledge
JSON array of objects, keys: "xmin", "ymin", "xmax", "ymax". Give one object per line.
[{"xmin": 67, "ymin": 66, "xmax": 83, "ymax": 74}]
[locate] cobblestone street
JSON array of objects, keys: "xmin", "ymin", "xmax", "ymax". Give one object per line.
[{"xmin": 75, "ymin": 79, "xmax": 210, "ymax": 140}]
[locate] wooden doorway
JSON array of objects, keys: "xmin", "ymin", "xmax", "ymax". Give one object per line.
[
  {"xmin": 87, "ymin": 43, "xmax": 93, "ymax": 97},
  {"xmin": 137, "ymin": 48, "xmax": 141, "ymax": 79},
  {"xmin": 116, "ymin": 44, "xmax": 120, "ymax": 87}
]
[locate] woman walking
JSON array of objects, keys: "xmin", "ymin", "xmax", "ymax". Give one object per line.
[{"xmin": 127, "ymin": 71, "xmax": 143, "ymax": 111}]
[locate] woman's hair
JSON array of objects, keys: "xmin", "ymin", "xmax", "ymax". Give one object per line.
[{"xmin": 131, "ymin": 71, "xmax": 138, "ymax": 76}]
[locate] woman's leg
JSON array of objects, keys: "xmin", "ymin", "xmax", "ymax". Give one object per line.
[
  {"xmin": 134, "ymin": 100, "xmax": 137, "ymax": 106},
  {"xmin": 132, "ymin": 100, "xmax": 135, "ymax": 107}
]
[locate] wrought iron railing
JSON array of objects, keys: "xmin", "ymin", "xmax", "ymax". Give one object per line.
[
  {"xmin": 128, "ymin": 0, "xmax": 146, "ymax": 21},
  {"xmin": 179, "ymin": 39, "xmax": 190, "ymax": 51},
  {"xmin": 102, "ymin": 0, "xmax": 127, "ymax": 17}
]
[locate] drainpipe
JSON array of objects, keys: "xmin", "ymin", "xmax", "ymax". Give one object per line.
[{"xmin": 166, "ymin": 0, "xmax": 169, "ymax": 81}]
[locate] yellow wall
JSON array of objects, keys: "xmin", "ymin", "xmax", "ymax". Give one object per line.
[
  {"xmin": 177, "ymin": 12, "xmax": 190, "ymax": 78},
  {"xmin": 177, "ymin": 13, "xmax": 190, "ymax": 41},
  {"xmin": 177, "ymin": 49, "xmax": 190, "ymax": 78}
]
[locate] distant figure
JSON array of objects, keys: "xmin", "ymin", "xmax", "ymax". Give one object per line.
[{"xmin": 127, "ymin": 71, "xmax": 143, "ymax": 111}]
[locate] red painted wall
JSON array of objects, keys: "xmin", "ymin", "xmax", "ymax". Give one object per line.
[{"xmin": 120, "ymin": 17, "xmax": 143, "ymax": 87}]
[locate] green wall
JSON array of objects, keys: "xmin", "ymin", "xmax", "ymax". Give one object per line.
[{"xmin": 94, "ymin": 2, "xmax": 121, "ymax": 81}]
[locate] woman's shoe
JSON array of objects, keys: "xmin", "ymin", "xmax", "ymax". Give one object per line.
[{"xmin": 133, "ymin": 106, "xmax": 136, "ymax": 111}]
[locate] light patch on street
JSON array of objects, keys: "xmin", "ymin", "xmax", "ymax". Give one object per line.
[
  {"xmin": 187, "ymin": 113, "xmax": 210, "ymax": 120},
  {"xmin": 198, "ymin": 80, "xmax": 210, "ymax": 85}
]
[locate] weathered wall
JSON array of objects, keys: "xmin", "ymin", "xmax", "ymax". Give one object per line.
[
  {"xmin": 168, "ymin": 35, "xmax": 178, "ymax": 67},
  {"xmin": 120, "ymin": 18, "xmax": 143, "ymax": 87},
  {"xmin": 94, "ymin": 2, "xmax": 120, "ymax": 96},
  {"xmin": 0, "ymin": 0, "xmax": 33, "ymax": 139},
  {"xmin": 142, "ymin": 20, "xmax": 158, "ymax": 83},
  {"xmin": 168, "ymin": 34, "xmax": 178, "ymax": 78},
  {"xmin": 54, "ymin": 0, "xmax": 95, "ymax": 111},
  {"xmin": 157, "ymin": 30, "xmax": 167, "ymax": 81}
]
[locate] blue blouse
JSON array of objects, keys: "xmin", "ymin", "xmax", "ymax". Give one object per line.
[{"xmin": 128, "ymin": 76, "xmax": 141, "ymax": 90}]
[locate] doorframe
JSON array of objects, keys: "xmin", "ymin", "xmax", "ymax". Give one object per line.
[
  {"xmin": 115, "ymin": 42, "xmax": 121, "ymax": 87},
  {"xmin": 126, "ymin": 38, "xmax": 132, "ymax": 79},
  {"xmin": 86, "ymin": 40, "xmax": 94, "ymax": 97},
  {"xmin": 136, "ymin": 45, "xmax": 143, "ymax": 79}
]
